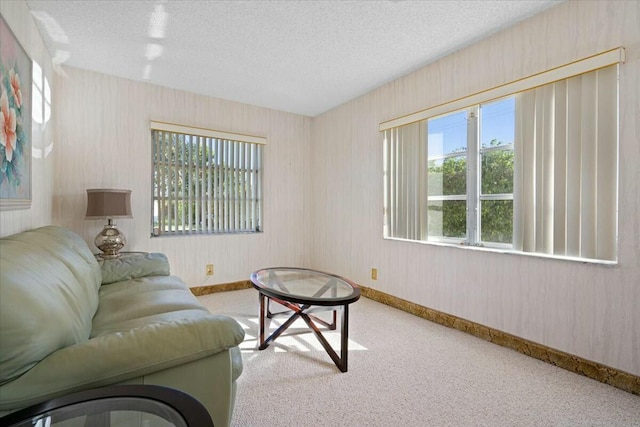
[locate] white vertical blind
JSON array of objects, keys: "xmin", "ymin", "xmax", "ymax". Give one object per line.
[
  {"xmin": 383, "ymin": 122, "xmax": 424, "ymax": 240},
  {"xmin": 513, "ymin": 64, "xmax": 618, "ymax": 261},
  {"xmin": 151, "ymin": 122, "xmax": 264, "ymax": 236}
]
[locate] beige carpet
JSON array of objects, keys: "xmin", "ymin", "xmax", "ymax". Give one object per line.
[{"xmin": 199, "ymin": 289, "xmax": 640, "ymax": 427}]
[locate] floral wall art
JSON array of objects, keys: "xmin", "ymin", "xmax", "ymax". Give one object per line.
[{"xmin": 0, "ymin": 14, "xmax": 32, "ymax": 210}]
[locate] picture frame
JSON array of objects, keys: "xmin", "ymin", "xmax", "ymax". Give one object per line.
[{"xmin": 0, "ymin": 14, "xmax": 32, "ymax": 210}]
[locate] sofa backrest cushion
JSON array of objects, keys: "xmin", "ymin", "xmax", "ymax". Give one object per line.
[{"xmin": 0, "ymin": 226, "xmax": 102, "ymax": 384}]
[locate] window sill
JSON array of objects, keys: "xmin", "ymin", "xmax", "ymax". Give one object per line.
[{"xmin": 383, "ymin": 236, "xmax": 618, "ymax": 266}]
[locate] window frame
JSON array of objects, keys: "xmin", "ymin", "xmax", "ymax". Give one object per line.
[{"xmin": 425, "ymin": 108, "xmax": 471, "ymax": 244}]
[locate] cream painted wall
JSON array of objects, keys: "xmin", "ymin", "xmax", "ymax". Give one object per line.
[
  {"xmin": 309, "ymin": 0, "xmax": 640, "ymax": 376},
  {"xmin": 0, "ymin": 2, "xmax": 54, "ymax": 236},
  {"xmin": 53, "ymin": 67, "xmax": 312, "ymax": 287}
]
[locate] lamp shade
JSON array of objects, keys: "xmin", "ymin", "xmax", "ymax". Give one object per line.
[{"xmin": 85, "ymin": 189, "xmax": 133, "ymax": 219}]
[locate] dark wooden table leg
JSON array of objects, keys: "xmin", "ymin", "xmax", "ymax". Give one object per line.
[
  {"xmin": 259, "ymin": 292, "xmax": 266, "ymax": 348},
  {"xmin": 341, "ymin": 303, "xmax": 349, "ymax": 372}
]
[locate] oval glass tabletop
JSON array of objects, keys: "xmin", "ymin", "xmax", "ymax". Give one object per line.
[{"xmin": 250, "ymin": 267, "xmax": 360, "ymax": 306}]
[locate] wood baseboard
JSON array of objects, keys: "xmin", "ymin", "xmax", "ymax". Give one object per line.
[
  {"xmin": 190, "ymin": 280, "xmax": 252, "ymax": 296},
  {"xmin": 359, "ymin": 285, "xmax": 639, "ymax": 396}
]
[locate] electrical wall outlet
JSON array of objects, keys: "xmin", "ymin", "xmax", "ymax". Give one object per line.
[
  {"xmin": 371, "ymin": 268, "xmax": 378, "ymax": 280},
  {"xmin": 206, "ymin": 264, "xmax": 214, "ymax": 276}
]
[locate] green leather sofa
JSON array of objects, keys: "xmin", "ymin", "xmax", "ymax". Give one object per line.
[{"xmin": 0, "ymin": 226, "xmax": 245, "ymax": 427}]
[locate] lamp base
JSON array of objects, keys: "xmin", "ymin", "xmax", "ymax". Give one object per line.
[{"xmin": 95, "ymin": 223, "xmax": 127, "ymax": 259}]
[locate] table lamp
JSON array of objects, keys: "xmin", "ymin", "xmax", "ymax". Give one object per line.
[{"xmin": 85, "ymin": 189, "xmax": 132, "ymax": 259}]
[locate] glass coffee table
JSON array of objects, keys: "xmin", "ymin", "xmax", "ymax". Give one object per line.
[{"xmin": 250, "ymin": 267, "xmax": 360, "ymax": 372}]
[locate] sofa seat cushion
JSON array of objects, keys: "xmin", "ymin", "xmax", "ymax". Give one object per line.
[
  {"xmin": 91, "ymin": 276, "xmax": 245, "ymax": 383},
  {"xmin": 92, "ymin": 275, "xmax": 211, "ymax": 337}
]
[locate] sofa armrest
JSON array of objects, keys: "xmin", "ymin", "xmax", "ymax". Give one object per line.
[
  {"xmin": 100, "ymin": 253, "xmax": 170, "ymax": 285},
  {"xmin": 0, "ymin": 314, "xmax": 244, "ymax": 410}
]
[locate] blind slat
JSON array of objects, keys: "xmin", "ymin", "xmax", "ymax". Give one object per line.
[
  {"xmin": 596, "ymin": 66, "xmax": 618, "ymax": 261},
  {"xmin": 580, "ymin": 71, "xmax": 597, "ymax": 259},
  {"xmin": 553, "ymin": 80, "xmax": 567, "ymax": 255}
]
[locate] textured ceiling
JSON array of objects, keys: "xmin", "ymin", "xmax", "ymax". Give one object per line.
[{"xmin": 26, "ymin": 0, "xmax": 561, "ymax": 117}]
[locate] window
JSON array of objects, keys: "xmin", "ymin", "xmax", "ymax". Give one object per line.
[
  {"xmin": 427, "ymin": 109, "xmax": 469, "ymax": 242},
  {"xmin": 151, "ymin": 121, "xmax": 264, "ymax": 236},
  {"xmin": 386, "ymin": 98, "xmax": 515, "ymax": 248},
  {"xmin": 32, "ymin": 61, "xmax": 51, "ymax": 128},
  {"xmin": 479, "ymin": 99, "xmax": 514, "ymax": 245},
  {"xmin": 382, "ymin": 48, "xmax": 622, "ymax": 262},
  {"xmin": 425, "ymin": 98, "xmax": 515, "ymax": 247}
]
